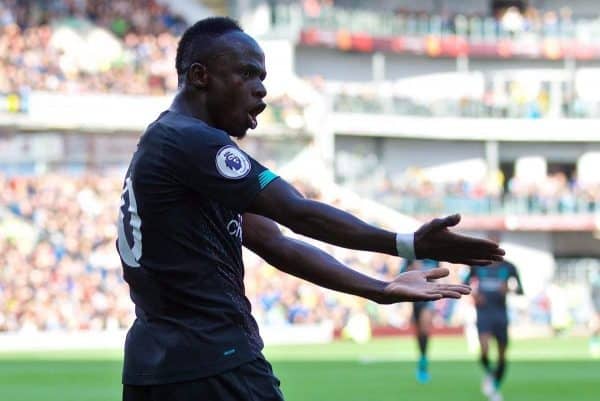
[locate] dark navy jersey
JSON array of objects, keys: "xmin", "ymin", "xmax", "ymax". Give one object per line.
[
  {"xmin": 117, "ymin": 110, "xmax": 279, "ymax": 385},
  {"xmin": 464, "ymin": 261, "xmax": 523, "ymax": 313}
]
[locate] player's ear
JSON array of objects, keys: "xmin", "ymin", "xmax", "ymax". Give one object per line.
[{"xmin": 187, "ymin": 63, "xmax": 208, "ymax": 89}]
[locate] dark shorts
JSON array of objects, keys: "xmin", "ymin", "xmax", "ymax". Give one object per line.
[
  {"xmin": 477, "ymin": 313, "xmax": 508, "ymax": 346},
  {"xmin": 413, "ymin": 301, "xmax": 435, "ymax": 323},
  {"xmin": 123, "ymin": 357, "xmax": 284, "ymax": 401}
]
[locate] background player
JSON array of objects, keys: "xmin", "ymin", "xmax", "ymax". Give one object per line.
[
  {"xmin": 464, "ymin": 254, "xmax": 523, "ymax": 401},
  {"xmin": 401, "ymin": 259, "xmax": 440, "ymax": 383}
]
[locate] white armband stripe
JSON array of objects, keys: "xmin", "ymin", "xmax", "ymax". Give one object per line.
[{"xmin": 395, "ymin": 232, "xmax": 416, "ymax": 260}]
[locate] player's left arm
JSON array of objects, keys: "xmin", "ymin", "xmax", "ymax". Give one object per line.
[
  {"xmin": 463, "ymin": 266, "xmax": 484, "ymax": 305},
  {"xmin": 247, "ymin": 178, "xmax": 504, "ymax": 265},
  {"xmin": 462, "ymin": 266, "xmax": 474, "ymax": 285},
  {"xmin": 509, "ymin": 262, "xmax": 525, "ymax": 295},
  {"xmin": 242, "ymin": 213, "xmax": 471, "ymax": 304}
]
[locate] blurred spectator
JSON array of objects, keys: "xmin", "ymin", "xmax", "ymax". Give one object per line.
[{"xmin": 499, "ymin": 6, "xmax": 525, "ymax": 35}]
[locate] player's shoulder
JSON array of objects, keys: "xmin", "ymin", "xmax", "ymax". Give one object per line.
[
  {"xmin": 469, "ymin": 265, "xmax": 483, "ymax": 275},
  {"xmin": 153, "ymin": 110, "xmax": 232, "ymax": 147},
  {"xmin": 501, "ymin": 260, "xmax": 517, "ymax": 270}
]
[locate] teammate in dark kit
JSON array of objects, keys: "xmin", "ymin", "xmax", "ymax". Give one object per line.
[
  {"xmin": 464, "ymin": 258, "xmax": 523, "ymax": 401},
  {"xmin": 117, "ymin": 17, "xmax": 505, "ymax": 401},
  {"xmin": 400, "ymin": 259, "xmax": 440, "ymax": 383}
]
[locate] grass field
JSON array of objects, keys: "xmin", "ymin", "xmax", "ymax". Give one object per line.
[{"xmin": 0, "ymin": 336, "xmax": 597, "ymax": 401}]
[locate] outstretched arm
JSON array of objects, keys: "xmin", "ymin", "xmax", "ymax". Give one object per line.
[
  {"xmin": 248, "ymin": 178, "xmax": 505, "ymax": 265},
  {"xmin": 242, "ymin": 213, "xmax": 471, "ymax": 303}
]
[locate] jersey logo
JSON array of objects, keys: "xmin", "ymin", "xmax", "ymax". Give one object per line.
[
  {"xmin": 227, "ymin": 214, "xmax": 243, "ymax": 242},
  {"xmin": 117, "ymin": 176, "xmax": 142, "ymax": 268},
  {"xmin": 215, "ymin": 146, "xmax": 251, "ymax": 179}
]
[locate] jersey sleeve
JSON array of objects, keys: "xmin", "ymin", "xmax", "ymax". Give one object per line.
[
  {"xmin": 509, "ymin": 262, "xmax": 525, "ymax": 294},
  {"xmin": 166, "ymin": 124, "xmax": 279, "ymax": 212}
]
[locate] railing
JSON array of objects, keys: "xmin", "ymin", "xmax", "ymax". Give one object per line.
[
  {"xmin": 375, "ymin": 194, "xmax": 600, "ymax": 216},
  {"xmin": 332, "ymin": 94, "xmax": 600, "ymax": 119}
]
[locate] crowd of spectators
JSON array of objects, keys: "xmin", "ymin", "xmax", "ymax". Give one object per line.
[
  {"xmin": 2, "ymin": 0, "xmax": 597, "ymax": 122},
  {"xmin": 0, "ymin": 170, "xmax": 592, "ymax": 335},
  {"xmin": 0, "ymin": 1, "xmax": 595, "ymax": 335},
  {"xmin": 346, "ymin": 167, "xmax": 600, "ymax": 217},
  {"xmin": 0, "ymin": 0, "xmax": 184, "ymax": 95},
  {"xmin": 396, "ymin": 170, "xmax": 600, "ymax": 215},
  {"xmin": 2, "ymin": 0, "xmax": 187, "ymax": 35},
  {"xmin": 0, "ymin": 171, "xmax": 454, "ymax": 333},
  {"xmin": 0, "ymin": 171, "xmax": 129, "ymax": 332},
  {"xmin": 0, "ymin": 0, "xmax": 309, "ymax": 124}
]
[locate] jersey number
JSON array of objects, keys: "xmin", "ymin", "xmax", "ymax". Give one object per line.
[{"xmin": 117, "ymin": 176, "xmax": 142, "ymax": 267}]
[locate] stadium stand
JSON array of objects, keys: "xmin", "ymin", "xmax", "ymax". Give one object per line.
[
  {"xmin": 1, "ymin": 0, "xmax": 599, "ymax": 342},
  {"xmin": 0, "ymin": 167, "xmax": 590, "ymax": 335}
]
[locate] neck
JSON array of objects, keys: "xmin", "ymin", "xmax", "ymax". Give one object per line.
[{"xmin": 169, "ymin": 88, "xmax": 212, "ymax": 125}]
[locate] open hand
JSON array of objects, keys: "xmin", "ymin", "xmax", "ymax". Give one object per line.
[
  {"xmin": 414, "ymin": 214, "xmax": 505, "ymax": 265},
  {"xmin": 378, "ymin": 267, "xmax": 471, "ymax": 304}
]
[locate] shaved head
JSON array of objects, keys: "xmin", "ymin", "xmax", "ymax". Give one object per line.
[{"xmin": 175, "ymin": 17, "xmax": 243, "ymax": 86}]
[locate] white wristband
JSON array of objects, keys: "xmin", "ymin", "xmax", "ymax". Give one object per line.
[{"xmin": 395, "ymin": 232, "xmax": 416, "ymax": 260}]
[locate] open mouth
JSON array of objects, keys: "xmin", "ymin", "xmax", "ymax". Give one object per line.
[{"xmin": 247, "ymin": 103, "xmax": 266, "ymax": 130}]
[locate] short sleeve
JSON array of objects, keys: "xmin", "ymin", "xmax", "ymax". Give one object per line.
[
  {"xmin": 509, "ymin": 263, "xmax": 518, "ymax": 277},
  {"xmin": 166, "ymin": 123, "xmax": 278, "ymax": 212}
]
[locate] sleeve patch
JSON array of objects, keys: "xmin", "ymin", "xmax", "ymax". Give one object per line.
[{"xmin": 215, "ymin": 146, "xmax": 252, "ymax": 179}]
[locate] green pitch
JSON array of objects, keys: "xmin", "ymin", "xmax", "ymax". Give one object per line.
[{"xmin": 0, "ymin": 336, "xmax": 597, "ymax": 401}]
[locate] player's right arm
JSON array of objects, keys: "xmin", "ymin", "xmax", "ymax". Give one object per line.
[
  {"xmin": 243, "ymin": 213, "xmax": 471, "ymax": 303},
  {"xmin": 509, "ymin": 262, "xmax": 525, "ymax": 295},
  {"xmin": 247, "ymin": 178, "xmax": 505, "ymax": 265}
]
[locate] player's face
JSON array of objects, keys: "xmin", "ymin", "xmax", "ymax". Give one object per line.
[{"xmin": 205, "ymin": 32, "xmax": 267, "ymax": 138}]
